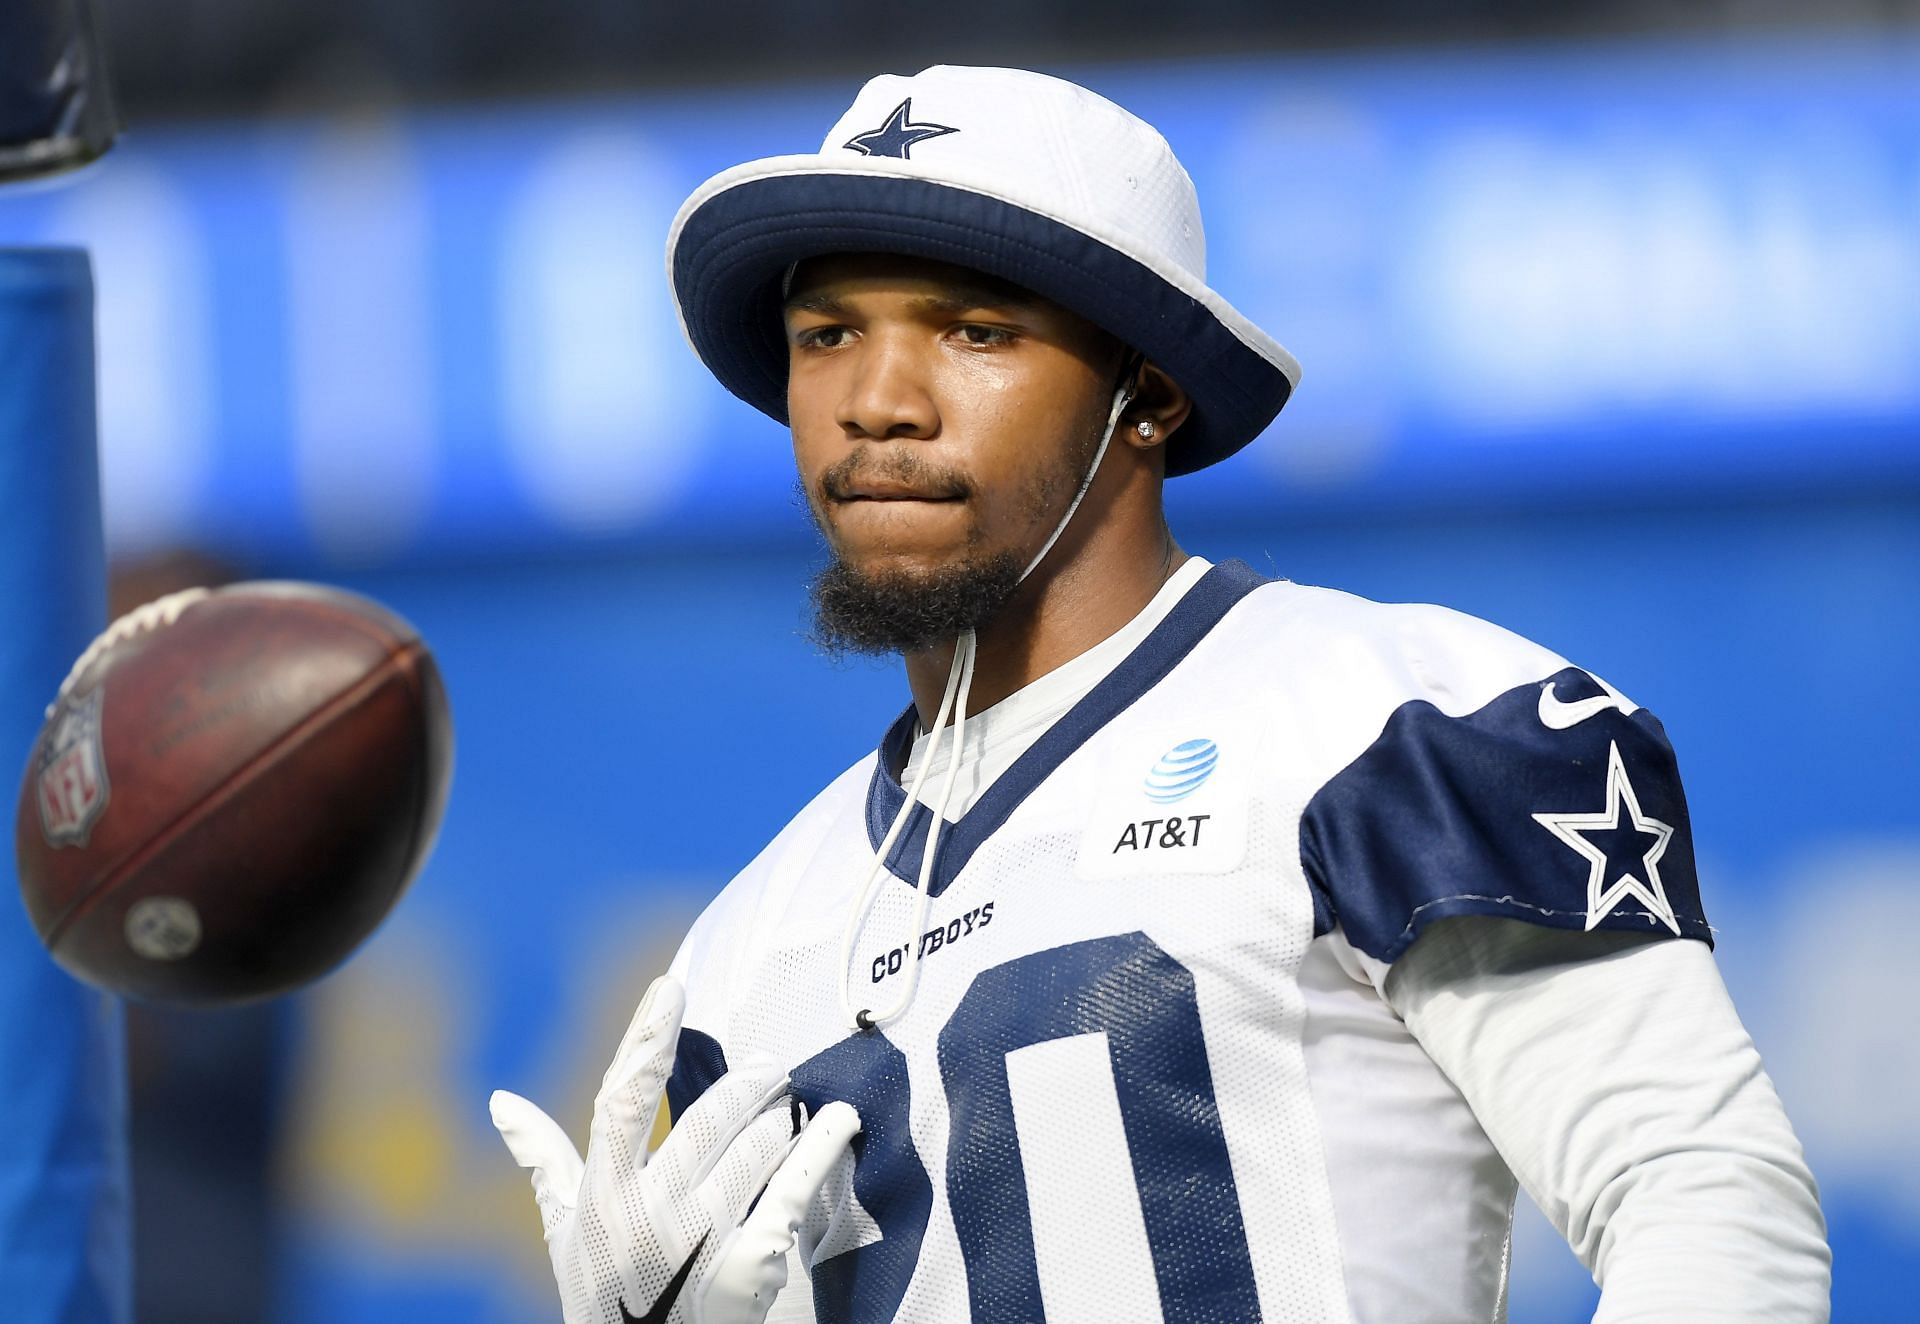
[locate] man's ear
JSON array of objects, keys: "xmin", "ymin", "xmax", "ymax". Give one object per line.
[{"xmin": 1122, "ymin": 360, "xmax": 1192, "ymax": 452}]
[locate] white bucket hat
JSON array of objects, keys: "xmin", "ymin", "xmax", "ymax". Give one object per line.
[{"xmin": 666, "ymin": 64, "xmax": 1300, "ymax": 475}]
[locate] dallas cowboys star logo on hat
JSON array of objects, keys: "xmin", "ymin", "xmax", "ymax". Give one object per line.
[{"xmin": 843, "ymin": 98, "xmax": 958, "ymax": 160}]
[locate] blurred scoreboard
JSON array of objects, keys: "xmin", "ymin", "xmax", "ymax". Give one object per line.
[{"xmin": 0, "ymin": 32, "xmax": 1915, "ymax": 564}]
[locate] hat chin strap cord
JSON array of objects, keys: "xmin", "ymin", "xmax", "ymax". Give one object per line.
[{"xmin": 840, "ymin": 373, "xmax": 1138, "ymax": 1032}]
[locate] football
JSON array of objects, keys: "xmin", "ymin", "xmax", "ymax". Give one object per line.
[{"xmin": 14, "ymin": 582, "xmax": 452, "ymax": 1003}]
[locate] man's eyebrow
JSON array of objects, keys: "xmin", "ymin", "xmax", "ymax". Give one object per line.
[
  {"xmin": 783, "ymin": 291, "xmax": 851, "ymax": 317},
  {"xmin": 907, "ymin": 284, "xmax": 1037, "ymax": 315},
  {"xmin": 782, "ymin": 283, "xmax": 1039, "ymax": 318}
]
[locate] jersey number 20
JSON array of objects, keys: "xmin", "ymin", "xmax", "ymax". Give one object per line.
[{"xmin": 789, "ymin": 932, "xmax": 1261, "ymax": 1322}]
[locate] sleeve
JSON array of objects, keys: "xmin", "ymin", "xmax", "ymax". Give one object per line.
[
  {"xmin": 1385, "ymin": 916, "xmax": 1831, "ymax": 1321},
  {"xmin": 1301, "ymin": 663, "xmax": 1713, "ymax": 964}
]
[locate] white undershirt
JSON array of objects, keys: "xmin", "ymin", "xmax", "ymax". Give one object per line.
[
  {"xmin": 889, "ymin": 558, "xmax": 1830, "ymax": 1319},
  {"xmin": 900, "ymin": 555, "xmax": 1213, "ymax": 815},
  {"xmin": 1386, "ymin": 921, "xmax": 1830, "ymax": 1320}
]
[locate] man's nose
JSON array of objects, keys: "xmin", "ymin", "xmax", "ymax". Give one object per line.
[{"xmin": 836, "ymin": 335, "xmax": 938, "ymax": 440}]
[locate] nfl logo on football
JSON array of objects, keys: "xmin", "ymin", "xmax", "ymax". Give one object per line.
[{"xmin": 37, "ymin": 688, "xmax": 110, "ymax": 847}]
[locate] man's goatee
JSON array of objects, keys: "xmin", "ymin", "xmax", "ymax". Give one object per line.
[{"xmin": 809, "ymin": 551, "xmax": 1024, "ymax": 656}]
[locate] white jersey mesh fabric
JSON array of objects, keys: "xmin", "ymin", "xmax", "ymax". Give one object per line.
[{"xmin": 662, "ymin": 571, "xmax": 1761, "ymax": 1321}]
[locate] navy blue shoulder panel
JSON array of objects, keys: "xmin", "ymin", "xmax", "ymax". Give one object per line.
[
  {"xmin": 665, "ymin": 1026, "xmax": 729, "ymax": 1123},
  {"xmin": 1301, "ymin": 667, "xmax": 1712, "ymax": 963},
  {"xmin": 865, "ymin": 559, "xmax": 1271, "ymax": 897}
]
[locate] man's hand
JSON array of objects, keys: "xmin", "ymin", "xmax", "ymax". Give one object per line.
[{"xmin": 490, "ymin": 977, "xmax": 860, "ymax": 1324}]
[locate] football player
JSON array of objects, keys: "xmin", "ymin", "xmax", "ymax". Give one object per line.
[{"xmin": 492, "ymin": 66, "xmax": 1830, "ymax": 1322}]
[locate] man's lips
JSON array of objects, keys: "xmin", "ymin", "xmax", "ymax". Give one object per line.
[{"xmin": 833, "ymin": 480, "xmax": 965, "ymax": 502}]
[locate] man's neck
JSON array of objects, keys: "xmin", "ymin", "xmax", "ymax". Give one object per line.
[{"xmin": 902, "ymin": 534, "xmax": 1187, "ymax": 726}]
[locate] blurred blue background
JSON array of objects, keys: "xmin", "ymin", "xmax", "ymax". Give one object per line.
[{"xmin": 5, "ymin": 6, "xmax": 1917, "ymax": 1320}]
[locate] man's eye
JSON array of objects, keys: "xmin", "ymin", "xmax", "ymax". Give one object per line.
[
  {"xmin": 957, "ymin": 324, "xmax": 1014, "ymax": 346},
  {"xmin": 797, "ymin": 326, "xmax": 851, "ymax": 349}
]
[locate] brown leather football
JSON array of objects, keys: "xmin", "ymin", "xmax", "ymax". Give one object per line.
[{"xmin": 14, "ymin": 582, "xmax": 452, "ymax": 1003}]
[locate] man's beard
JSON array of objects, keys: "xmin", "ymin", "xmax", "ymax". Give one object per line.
[
  {"xmin": 802, "ymin": 430, "xmax": 1096, "ymax": 657},
  {"xmin": 809, "ymin": 547, "xmax": 1025, "ymax": 657}
]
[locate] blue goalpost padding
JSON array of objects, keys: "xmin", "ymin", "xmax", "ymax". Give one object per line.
[{"xmin": 0, "ymin": 248, "xmax": 131, "ymax": 1323}]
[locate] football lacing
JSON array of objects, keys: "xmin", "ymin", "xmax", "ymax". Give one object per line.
[{"xmin": 49, "ymin": 587, "xmax": 213, "ymax": 717}]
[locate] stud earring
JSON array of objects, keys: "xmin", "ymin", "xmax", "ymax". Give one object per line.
[{"xmin": 1134, "ymin": 419, "xmax": 1156, "ymax": 440}]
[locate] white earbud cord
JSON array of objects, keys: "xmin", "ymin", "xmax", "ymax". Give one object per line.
[
  {"xmin": 842, "ymin": 376, "xmax": 1137, "ymax": 1031},
  {"xmin": 836, "ymin": 633, "xmax": 967, "ymax": 1029}
]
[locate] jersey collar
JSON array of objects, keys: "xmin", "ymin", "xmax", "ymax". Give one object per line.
[{"xmin": 864, "ymin": 558, "xmax": 1269, "ymax": 896}]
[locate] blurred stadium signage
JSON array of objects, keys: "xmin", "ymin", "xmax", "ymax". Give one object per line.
[{"xmin": 1, "ymin": 35, "xmax": 1915, "ymax": 564}]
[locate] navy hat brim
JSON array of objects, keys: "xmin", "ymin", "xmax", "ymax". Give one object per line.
[{"xmin": 670, "ymin": 171, "xmax": 1293, "ymax": 476}]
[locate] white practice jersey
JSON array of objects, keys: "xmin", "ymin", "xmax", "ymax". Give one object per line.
[{"xmin": 664, "ymin": 561, "xmax": 1713, "ymax": 1323}]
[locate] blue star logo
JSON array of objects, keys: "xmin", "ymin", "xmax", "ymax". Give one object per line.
[
  {"xmin": 1533, "ymin": 742, "xmax": 1681, "ymax": 935},
  {"xmin": 843, "ymin": 98, "xmax": 959, "ymax": 160}
]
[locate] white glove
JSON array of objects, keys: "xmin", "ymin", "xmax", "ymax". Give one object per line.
[{"xmin": 490, "ymin": 977, "xmax": 860, "ymax": 1324}]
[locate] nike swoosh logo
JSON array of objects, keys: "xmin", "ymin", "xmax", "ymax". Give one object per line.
[
  {"xmin": 621, "ymin": 1230, "xmax": 710, "ymax": 1324},
  {"xmin": 1537, "ymin": 677, "xmax": 1637, "ymax": 730}
]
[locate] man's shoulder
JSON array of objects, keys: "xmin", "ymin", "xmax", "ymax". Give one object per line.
[
  {"xmin": 1247, "ymin": 577, "xmax": 1711, "ymax": 962},
  {"xmin": 1218, "ymin": 573, "xmax": 1572, "ymax": 711}
]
